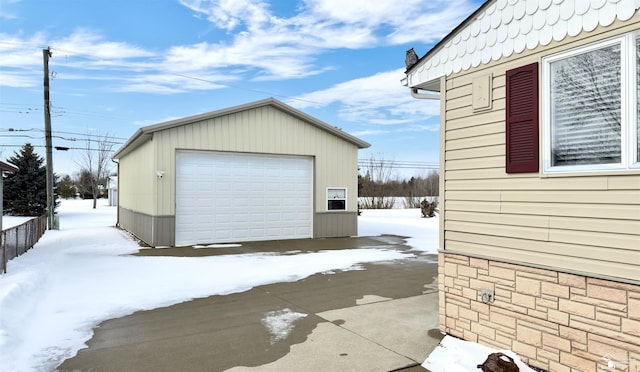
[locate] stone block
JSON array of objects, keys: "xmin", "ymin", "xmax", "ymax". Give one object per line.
[
  {"xmin": 490, "ymin": 309, "xmax": 516, "ymax": 328},
  {"xmin": 588, "ymin": 284, "xmax": 627, "ymax": 304},
  {"xmin": 489, "ymin": 265, "xmax": 515, "ymax": 280},
  {"xmin": 547, "ymin": 309, "xmax": 569, "ymax": 326},
  {"xmin": 471, "ymin": 322, "xmax": 496, "ymax": 340},
  {"xmin": 542, "ymin": 282, "xmax": 569, "ymax": 299},
  {"xmin": 630, "ymin": 297, "xmax": 640, "ymax": 320},
  {"xmin": 499, "ymin": 301, "xmax": 528, "ymax": 315},
  {"xmin": 457, "ymin": 264, "xmax": 477, "ymax": 279},
  {"xmin": 588, "ymin": 277, "xmax": 639, "ymax": 292},
  {"xmin": 446, "ymin": 302, "xmax": 459, "ymax": 318},
  {"xmin": 512, "ymin": 292, "xmax": 536, "ymax": 309},
  {"xmin": 596, "ymin": 309, "xmax": 621, "ymax": 326},
  {"xmin": 559, "ymin": 298, "xmax": 595, "ymax": 319},
  {"xmin": 558, "ymin": 272, "xmax": 586, "ymax": 289},
  {"xmin": 542, "ymin": 333, "xmax": 571, "ymax": 352},
  {"xmin": 444, "ymin": 275, "xmax": 455, "ymax": 288},
  {"xmin": 463, "ymin": 329, "xmax": 478, "ymax": 342},
  {"xmin": 527, "ymin": 308, "xmax": 547, "ymax": 320},
  {"xmin": 454, "ymin": 277, "xmax": 469, "ymax": 288},
  {"xmin": 462, "ymin": 287, "xmax": 476, "ymax": 301},
  {"xmin": 537, "ymin": 348, "xmax": 560, "ymax": 363},
  {"xmin": 588, "ymin": 335, "xmax": 630, "ymax": 363},
  {"xmin": 517, "ymin": 324, "xmax": 542, "ymax": 346},
  {"xmin": 548, "ymin": 360, "xmax": 571, "ymax": 372},
  {"xmin": 495, "ymin": 332, "xmax": 515, "ymax": 348},
  {"xmin": 571, "ymin": 294, "xmax": 628, "ymax": 313},
  {"xmin": 469, "ymin": 257, "xmax": 488, "ymax": 270},
  {"xmin": 536, "ymin": 296, "xmax": 559, "ymax": 310},
  {"xmin": 559, "ymin": 325, "xmax": 587, "ymax": 344},
  {"xmin": 470, "ymin": 278, "xmax": 495, "ymax": 291},
  {"xmin": 512, "ymin": 340, "xmax": 537, "ymax": 359},
  {"xmin": 444, "ymin": 262, "xmax": 457, "ymax": 277},
  {"xmin": 570, "ymin": 314, "xmax": 622, "ymax": 334},
  {"xmin": 560, "ymin": 351, "xmax": 596, "ymax": 371},
  {"xmin": 516, "ymin": 276, "xmax": 541, "ymax": 296},
  {"xmin": 459, "ymin": 306, "xmax": 479, "ymax": 322},
  {"xmin": 470, "ymin": 300, "xmax": 490, "ymax": 315},
  {"xmin": 622, "ymin": 318, "xmax": 640, "ymax": 337},
  {"xmin": 528, "ymin": 358, "xmax": 548, "ymax": 371}
]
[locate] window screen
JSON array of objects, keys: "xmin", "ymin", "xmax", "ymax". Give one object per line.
[
  {"xmin": 549, "ymin": 44, "xmax": 621, "ymax": 166},
  {"xmin": 327, "ymin": 188, "xmax": 346, "ymax": 211},
  {"xmin": 637, "ymin": 37, "xmax": 640, "ymax": 162}
]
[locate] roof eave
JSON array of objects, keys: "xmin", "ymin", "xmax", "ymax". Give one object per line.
[
  {"xmin": 404, "ymin": 0, "xmax": 493, "ymax": 86},
  {"xmin": 0, "ymin": 160, "xmax": 19, "ymax": 173},
  {"xmin": 113, "ymin": 97, "xmax": 370, "ymax": 159}
]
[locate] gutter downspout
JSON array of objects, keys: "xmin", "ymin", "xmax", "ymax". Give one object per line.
[
  {"xmin": 111, "ymin": 159, "xmax": 119, "ymax": 227},
  {"xmin": 410, "ymin": 87, "xmax": 440, "ymax": 100}
]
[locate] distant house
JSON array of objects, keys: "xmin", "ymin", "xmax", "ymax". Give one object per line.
[
  {"xmin": 112, "ymin": 98, "xmax": 369, "ymax": 247},
  {"xmin": 403, "ymin": 1, "xmax": 639, "ymax": 371},
  {"xmin": 107, "ymin": 176, "xmax": 117, "ymax": 207}
]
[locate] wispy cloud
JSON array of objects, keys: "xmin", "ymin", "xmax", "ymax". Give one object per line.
[
  {"xmin": 171, "ymin": 0, "xmax": 477, "ymax": 78},
  {"xmin": 288, "ymin": 68, "xmax": 440, "ymax": 130},
  {"xmin": 0, "ymin": 0, "xmax": 477, "ymax": 93}
]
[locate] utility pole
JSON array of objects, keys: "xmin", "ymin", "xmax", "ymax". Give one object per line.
[{"xmin": 43, "ymin": 47, "xmax": 54, "ymax": 230}]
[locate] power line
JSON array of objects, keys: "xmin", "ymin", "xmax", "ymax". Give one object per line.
[
  {"xmin": 358, "ymin": 160, "xmax": 439, "ymax": 170},
  {"xmin": 0, "ymin": 127, "xmax": 129, "ymax": 141},
  {"xmin": 0, "ymin": 102, "xmax": 130, "ymax": 122},
  {"xmin": 0, "ymin": 144, "xmax": 117, "ymax": 152}
]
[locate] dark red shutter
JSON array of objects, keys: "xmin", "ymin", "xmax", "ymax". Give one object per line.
[{"xmin": 505, "ymin": 62, "xmax": 539, "ymax": 173}]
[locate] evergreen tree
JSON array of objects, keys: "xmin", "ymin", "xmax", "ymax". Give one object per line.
[
  {"xmin": 3, "ymin": 143, "xmax": 49, "ymax": 216},
  {"xmin": 57, "ymin": 174, "xmax": 77, "ymax": 199}
]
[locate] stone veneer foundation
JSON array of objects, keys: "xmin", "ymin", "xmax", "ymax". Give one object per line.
[{"xmin": 439, "ymin": 252, "xmax": 640, "ymax": 371}]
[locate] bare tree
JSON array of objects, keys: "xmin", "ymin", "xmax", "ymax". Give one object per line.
[
  {"xmin": 76, "ymin": 133, "xmax": 116, "ymax": 209},
  {"xmin": 358, "ymin": 154, "xmax": 396, "ymax": 209}
]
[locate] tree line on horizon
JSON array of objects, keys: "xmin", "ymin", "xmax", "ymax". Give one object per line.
[{"xmin": 358, "ymin": 155, "xmax": 439, "ymax": 209}]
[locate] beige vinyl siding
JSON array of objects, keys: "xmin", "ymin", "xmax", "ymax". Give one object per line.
[
  {"xmin": 442, "ymin": 19, "xmax": 640, "ymax": 282},
  {"xmin": 117, "ymin": 139, "xmax": 155, "ymax": 215},
  {"xmin": 151, "ymin": 105, "xmax": 359, "ymax": 216}
]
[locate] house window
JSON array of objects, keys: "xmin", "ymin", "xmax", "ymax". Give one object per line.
[
  {"xmin": 327, "ymin": 187, "xmax": 346, "ymax": 211},
  {"xmin": 542, "ymin": 33, "xmax": 640, "ymax": 173}
]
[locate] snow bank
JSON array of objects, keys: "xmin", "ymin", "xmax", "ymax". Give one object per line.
[
  {"xmin": 358, "ymin": 208, "xmax": 439, "ymax": 254},
  {"xmin": 424, "ymin": 335, "xmax": 536, "ymax": 372}
]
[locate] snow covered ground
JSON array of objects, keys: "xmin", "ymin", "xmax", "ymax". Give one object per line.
[
  {"xmin": 2, "ymin": 215, "xmax": 33, "ymax": 230},
  {"xmin": 0, "ymin": 199, "xmax": 533, "ymax": 372}
]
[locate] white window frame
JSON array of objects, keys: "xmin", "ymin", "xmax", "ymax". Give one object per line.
[
  {"xmin": 326, "ymin": 187, "xmax": 347, "ymax": 211},
  {"xmin": 542, "ymin": 32, "xmax": 640, "ymax": 174}
]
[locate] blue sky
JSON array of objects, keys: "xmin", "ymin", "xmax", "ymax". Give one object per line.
[{"xmin": 0, "ymin": 0, "xmax": 482, "ymax": 179}]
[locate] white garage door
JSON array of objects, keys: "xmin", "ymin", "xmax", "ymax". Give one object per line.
[{"xmin": 175, "ymin": 150, "xmax": 313, "ymax": 246}]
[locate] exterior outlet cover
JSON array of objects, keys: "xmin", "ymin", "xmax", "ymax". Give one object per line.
[{"xmin": 480, "ymin": 289, "xmax": 495, "ymax": 303}]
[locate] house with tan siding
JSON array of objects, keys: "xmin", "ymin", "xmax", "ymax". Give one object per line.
[
  {"xmin": 403, "ymin": 1, "xmax": 640, "ymax": 370},
  {"xmin": 112, "ymin": 98, "xmax": 369, "ymax": 247}
]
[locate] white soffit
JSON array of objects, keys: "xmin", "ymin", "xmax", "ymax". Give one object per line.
[{"xmin": 406, "ymin": 0, "xmax": 640, "ymax": 88}]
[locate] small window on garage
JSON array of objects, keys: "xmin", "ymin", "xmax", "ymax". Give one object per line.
[{"xmin": 327, "ymin": 187, "xmax": 347, "ymax": 211}]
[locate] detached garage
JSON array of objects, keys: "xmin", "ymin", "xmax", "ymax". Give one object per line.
[{"xmin": 112, "ymin": 98, "xmax": 370, "ymax": 247}]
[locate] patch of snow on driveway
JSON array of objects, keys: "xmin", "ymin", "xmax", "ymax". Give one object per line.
[{"xmin": 261, "ymin": 308, "xmax": 308, "ymax": 345}]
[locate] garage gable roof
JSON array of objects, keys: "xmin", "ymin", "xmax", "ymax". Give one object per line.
[
  {"xmin": 113, "ymin": 97, "xmax": 370, "ymax": 159},
  {"xmin": 404, "ymin": 0, "xmax": 640, "ymax": 91}
]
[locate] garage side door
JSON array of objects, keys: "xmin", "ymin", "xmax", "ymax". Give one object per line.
[{"xmin": 175, "ymin": 150, "xmax": 313, "ymax": 246}]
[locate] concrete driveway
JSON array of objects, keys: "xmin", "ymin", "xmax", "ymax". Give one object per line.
[{"xmin": 58, "ymin": 235, "xmax": 441, "ymax": 372}]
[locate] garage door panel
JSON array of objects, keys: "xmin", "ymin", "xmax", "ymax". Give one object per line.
[{"xmin": 176, "ymin": 151, "xmax": 313, "ymax": 246}]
